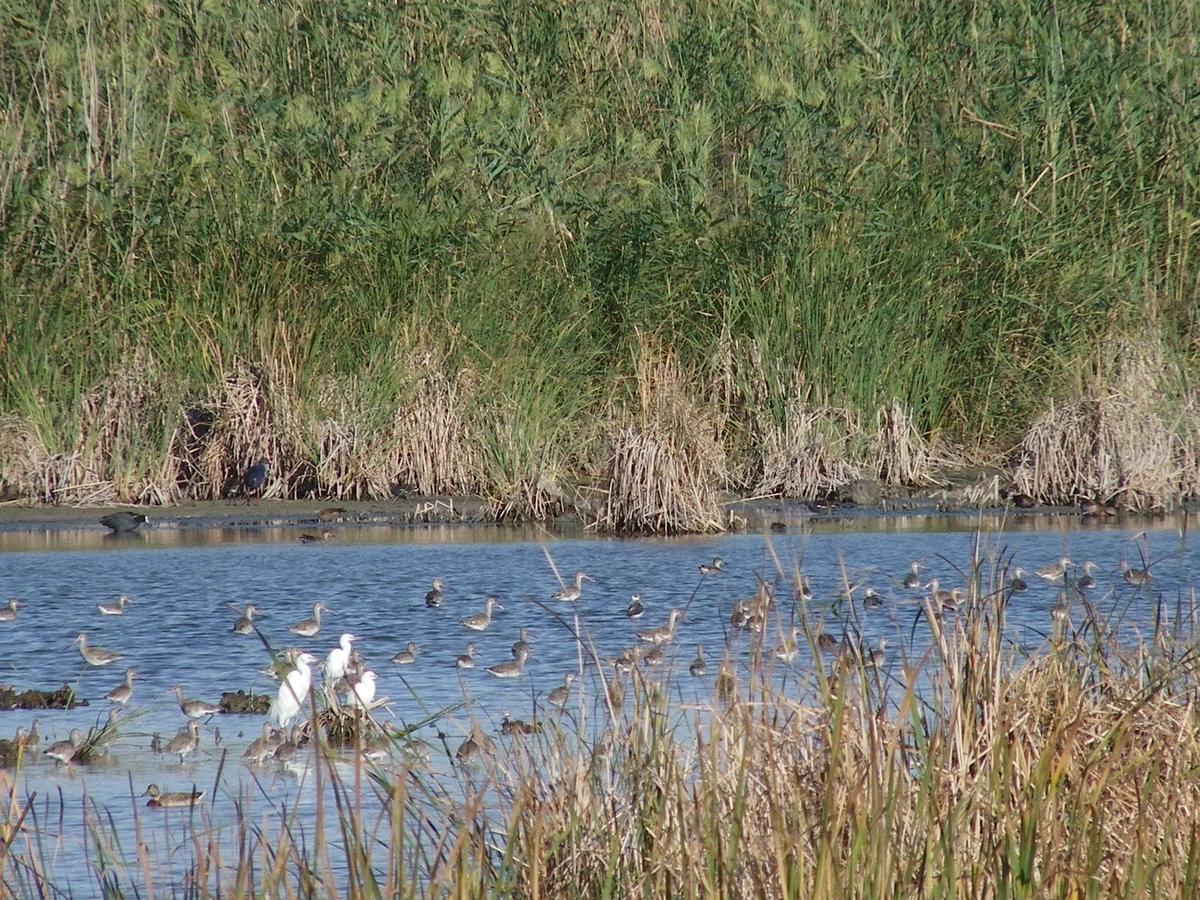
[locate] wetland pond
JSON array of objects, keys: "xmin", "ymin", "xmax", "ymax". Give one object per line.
[{"xmin": 1, "ymin": 511, "xmax": 1197, "ymax": 892}]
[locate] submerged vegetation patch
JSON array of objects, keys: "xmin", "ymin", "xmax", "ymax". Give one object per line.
[{"xmin": 0, "ymin": 0, "xmax": 1197, "ymax": 525}]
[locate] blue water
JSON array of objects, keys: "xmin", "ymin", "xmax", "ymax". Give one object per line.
[{"xmin": 1, "ymin": 518, "xmax": 1197, "ymax": 893}]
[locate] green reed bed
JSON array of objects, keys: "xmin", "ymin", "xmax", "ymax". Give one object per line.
[{"xmin": 1, "ymin": 0, "xmax": 1197, "ymax": 521}]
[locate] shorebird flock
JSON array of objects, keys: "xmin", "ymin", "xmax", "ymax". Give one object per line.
[{"xmin": 0, "ymin": 527, "xmax": 1160, "ymax": 800}]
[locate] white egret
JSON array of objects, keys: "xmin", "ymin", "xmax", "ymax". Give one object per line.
[{"xmin": 269, "ymin": 651, "xmax": 317, "ymax": 729}]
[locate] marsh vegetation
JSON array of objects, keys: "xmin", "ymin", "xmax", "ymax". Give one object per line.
[{"xmin": 1, "ymin": 0, "xmax": 1197, "ymax": 528}]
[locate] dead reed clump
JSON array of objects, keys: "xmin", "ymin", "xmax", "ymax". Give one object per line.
[
  {"xmin": 598, "ymin": 344, "xmax": 726, "ymax": 533},
  {"xmin": 1012, "ymin": 394, "xmax": 1178, "ymax": 511},
  {"xmin": 311, "ymin": 376, "xmax": 393, "ymax": 500},
  {"xmin": 1176, "ymin": 390, "xmax": 1200, "ymax": 499},
  {"xmin": 755, "ymin": 395, "xmax": 863, "ymax": 499},
  {"xmin": 73, "ymin": 348, "xmax": 185, "ymax": 505},
  {"xmin": 193, "ymin": 357, "xmax": 312, "ymax": 500},
  {"xmin": 388, "ymin": 355, "xmax": 480, "ymax": 498},
  {"xmin": 0, "ymin": 414, "xmax": 53, "ymax": 502},
  {"xmin": 1013, "ymin": 332, "xmax": 1196, "ymax": 510},
  {"xmin": 868, "ymin": 400, "xmax": 938, "ymax": 486}
]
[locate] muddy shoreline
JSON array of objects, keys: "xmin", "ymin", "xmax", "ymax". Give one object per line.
[{"xmin": 0, "ymin": 488, "xmax": 1194, "ymax": 535}]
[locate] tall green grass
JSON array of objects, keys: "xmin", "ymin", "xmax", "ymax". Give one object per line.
[{"xmin": 0, "ymin": 0, "xmax": 1196, "ymax": 507}]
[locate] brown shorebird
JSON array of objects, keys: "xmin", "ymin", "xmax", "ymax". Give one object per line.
[
  {"xmin": 231, "ymin": 604, "xmax": 261, "ymax": 635},
  {"xmin": 699, "ymin": 557, "xmax": 725, "ymax": 576},
  {"xmin": 553, "ymin": 571, "xmax": 592, "ymax": 603},
  {"xmin": 487, "ymin": 646, "xmax": 529, "ymax": 679},
  {"xmin": 547, "ymin": 673, "xmax": 575, "ymax": 707},
  {"xmin": 625, "ymin": 594, "xmax": 645, "ymax": 619},
  {"xmin": 161, "ymin": 721, "xmax": 201, "ymax": 765},
  {"xmin": 98, "ymin": 594, "xmax": 134, "ymax": 616},
  {"xmin": 903, "ymin": 561, "xmax": 922, "ymax": 589},
  {"xmin": 289, "ymin": 602, "xmax": 327, "ymax": 637},
  {"xmin": 171, "ymin": 686, "xmax": 221, "ymax": 720},
  {"xmin": 460, "ymin": 596, "xmax": 502, "ymax": 631},
  {"xmin": 425, "ymin": 579, "xmax": 445, "ymax": 608},
  {"xmin": 511, "ymin": 627, "xmax": 532, "ymax": 659},
  {"xmin": 391, "ymin": 641, "xmax": 419, "ymax": 665},
  {"xmin": 455, "ymin": 643, "xmax": 476, "ymax": 669},
  {"xmin": 44, "ymin": 729, "xmax": 84, "ymax": 765},
  {"xmin": 637, "ymin": 609, "xmax": 681, "ymax": 645},
  {"xmin": 0, "ymin": 598, "xmax": 23, "ymax": 622},
  {"xmin": 1036, "ymin": 557, "xmax": 1073, "ymax": 582},
  {"xmin": 142, "ymin": 784, "xmax": 205, "ymax": 808},
  {"xmin": 689, "ymin": 645, "xmax": 707, "ymax": 676},
  {"xmin": 1120, "ymin": 560, "xmax": 1152, "ymax": 586},
  {"xmin": 74, "ymin": 634, "xmax": 123, "ymax": 667},
  {"xmin": 299, "ymin": 529, "xmax": 334, "ymax": 544},
  {"xmin": 106, "ymin": 668, "xmax": 138, "ymax": 705},
  {"xmin": 242, "ymin": 722, "xmax": 278, "ymax": 764}
]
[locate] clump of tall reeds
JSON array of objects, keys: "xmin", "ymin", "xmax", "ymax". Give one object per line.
[
  {"xmin": 1012, "ymin": 333, "xmax": 1192, "ymax": 510},
  {"xmin": 598, "ymin": 341, "xmax": 726, "ymax": 533}
]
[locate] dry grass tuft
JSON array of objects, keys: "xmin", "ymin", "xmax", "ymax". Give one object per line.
[
  {"xmin": 1013, "ymin": 331, "xmax": 1194, "ymax": 510},
  {"xmin": 389, "ymin": 356, "xmax": 480, "ymax": 498},
  {"xmin": 756, "ymin": 394, "xmax": 863, "ymax": 498},
  {"xmin": 1013, "ymin": 395, "xmax": 1179, "ymax": 511},
  {"xmin": 598, "ymin": 342, "xmax": 726, "ymax": 533},
  {"xmin": 869, "ymin": 400, "xmax": 938, "ymax": 486},
  {"xmin": 311, "ymin": 376, "xmax": 392, "ymax": 501},
  {"xmin": 193, "ymin": 357, "xmax": 311, "ymax": 500}
]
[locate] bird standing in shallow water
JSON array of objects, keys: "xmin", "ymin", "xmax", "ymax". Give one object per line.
[
  {"xmin": 344, "ymin": 670, "xmax": 377, "ymax": 708},
  {"xmin": 161, "ymin": 721, "xmax": 201, "ymax": 765},
  {"xmin": 242, "ymin": 723, "xmax": 278, "ymax": 764},
  {"xmin": 1010, "ymin": 568, "xmax": 1028, "ymax": 592},
  {"xmin": 511, "ymin": 627, "xmax": 532, "ymax": 659},
  {"xmin": 487, "ymin": 646, "xmax": 529, "ymax": 678},
  {"xmin": 547, "ymin": 673, "xmax": 575, "ymax": 707},
  {"xmin": 299, "ymin": 529, "xmax": 333, "ymax": 544},
  {"xmin": 45, "ymin": 729, "xmax": 83, "ymax": 765},
  {"xmin": 1036, "ymin": 557, "xmax": 1073, "ymax": 582},
  {"xmin": 625, "ymin": 594, "xmax": 645, "ymax": 619},
  {"xmin": 289, "ymin": 602, "xmax": 327, "ymax": 637},
  {"xmin": 171, "ymin": 686, "xmax": 221, "ymax": 720},
  {"xmin": 455, "ymin": 643, "xmax": 476, "ymax": 669},
  {"xmin": 637, "ymin": 609, "xmax": 682, "ymax": 645},
  {"xmin": 1078, "ymin": 560, "xmax": 1098, "ymax": 591},
  {"xmin": 391, "ymin": 642, "xmax": 419, "ymax": 665},
  {"xmin": 142, "ymin": 784, "xmax": 205, "ymax": 808},
  {"xmin": 425, "ymin": 579, "xmax": 445, "ymax": 608},
  {"xmin": 553, "ymin": 571, "xmax": 592, "ymax": 602},
  {"xmin": 97, "ymin": 594, "xmax": 133, "ymax": 616},
  {"xmin": 230, "ymin": 604, "xmax": 261, "ymax": 635},
  {"xmin": 0, "ymin": 598, "xmax": 23, "ymax": 622},
  {"xmin": 240, "ymin": 458, "xmax": 269, "ymax": 504},
  {"xmin": 460, "ymin": 597, "xmax": 502, "ymax": 632},
  {"xmin": 106, "ymin": 669, "xmax": 137, "ymax": 705},
  {"xmin": 100, "ymin": 511, "xmax": 148, "ymax": 533},
  {"xmin": 270, "ymin": 652, "xmax": 317, "ymax": 729},
  {"xmin": 903, "ymin": 561, "xmax": 922, "ymax": 590},
  {"xmin": 323, "ymin": 633, "xmax": 357, "ymax": 686},
  {"xmin": 689, "ymin": 645, "xmax": 707, "ymax": 676},
  {"xmin": 74, "ymin": 634, "xmax": 123, "ymax": 666},
  {"xmin": 1120, "ymin": 560, "xmax": 1152, "ymax": 586}
]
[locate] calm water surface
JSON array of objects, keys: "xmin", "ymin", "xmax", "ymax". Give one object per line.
[{"xmin": 1, "ymin": 517, "xmax": 1197, "ymax": 891}]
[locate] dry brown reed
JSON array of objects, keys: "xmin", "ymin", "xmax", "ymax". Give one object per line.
[
  {"xmin": 471, "ymin": 585, "xmax": 1200, "ymax": 896},
  {"xmin": 756, "ymin": 395, "xmax": 862, "ymax": 498},
  {"xmin": 389, "ymin": 355, "xmax": 481, "ymax": 498},
  {"xmin": 193, "ymin": 357, "xmax": 311, "ymax": 500},
  {"xmin": 1013, "ymin": 332, "xmax": 1196, "ymax": 510},
  {"xmin": 598, "ymin": 342, "xmax": 726, "ymax": 533}
]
